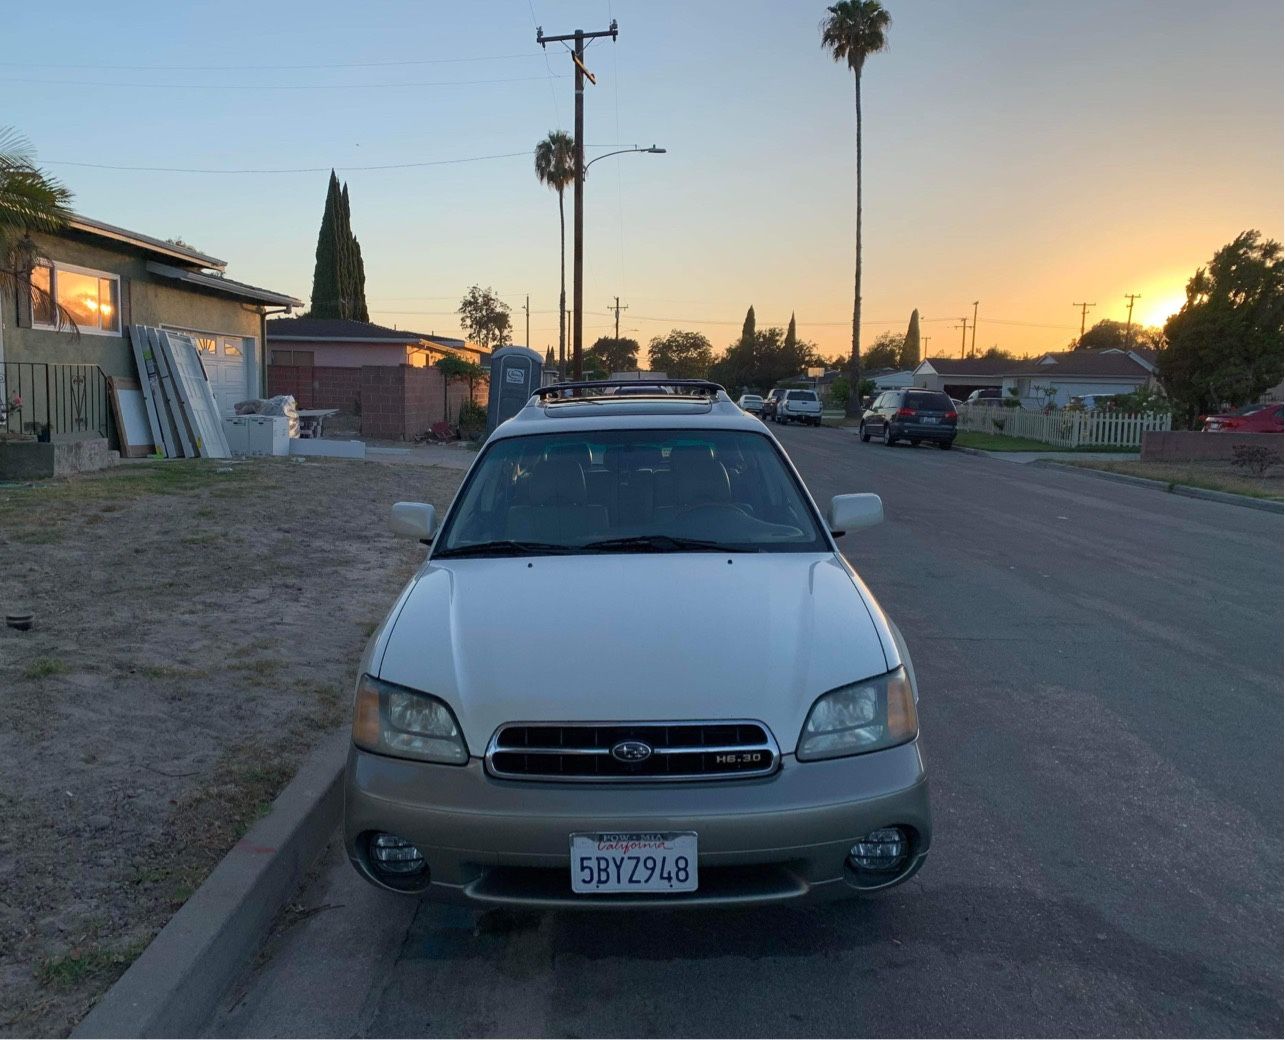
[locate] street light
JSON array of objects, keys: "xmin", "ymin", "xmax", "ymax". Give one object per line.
[{"xmin": 584, "ymin": 145, "xmax": 667, "ymax": 178}]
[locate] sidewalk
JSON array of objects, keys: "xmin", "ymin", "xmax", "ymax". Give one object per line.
[{"xmin": 954, "ymin": 447, "xmax": 1141, "ymax": 465}]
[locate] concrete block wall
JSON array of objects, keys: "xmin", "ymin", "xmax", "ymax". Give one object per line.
[
  {"xmin": 266, "ymin": 366, "xmax": 361, "ymax": 413},
  {"xmin": 1142, "ymin": 431, "xmax": 1284, "ymax": 463}
]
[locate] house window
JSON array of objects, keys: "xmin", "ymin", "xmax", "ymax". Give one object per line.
[
  {"xmin": 224, "ymin": 342, "xmax": 243, "ymax": 358},
  {"xmin": 271, "ymin": 349, "xmax": 313, "ymax": 366},
  {"xmin": 195, "ymin": 336, "xmax": 217, "ymax": 354},
  {"xmin": 31, "ymin": 260, "xmax": 121, "ymax": 335}
]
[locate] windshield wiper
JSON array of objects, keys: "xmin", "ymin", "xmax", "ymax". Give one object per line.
[
  {"xmin": 433, "ymin": 540, "xmax": 578, "ymax": 559},
  {"xmin": 581, "ymin": 535, "xmax": 759, "ymax": 554}
]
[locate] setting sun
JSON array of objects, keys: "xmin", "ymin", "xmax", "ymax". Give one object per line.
[{"xmin": 1137, "ymin": 288, "xmax": 1189, "ymax": 329}]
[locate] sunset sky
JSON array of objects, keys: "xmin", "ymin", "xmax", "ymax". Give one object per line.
[{"xmin": 10, "ymin": 0, "xmax": 1283, "ymax": 362}]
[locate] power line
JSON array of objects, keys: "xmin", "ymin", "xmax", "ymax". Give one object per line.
[
  {"xmin": 0, "ymin": 53, "xmax": 538, "ymax": 71},
  {"xmin": 0, "ymin": 73, "xmax": 565, "ymax": 90},
  {"xmin": 42, "ymin": 150, "xmax": 531, "ymax": 175}
]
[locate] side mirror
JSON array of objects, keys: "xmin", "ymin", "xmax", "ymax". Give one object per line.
[
  {"xmin": 828, "ymin": 493, "xmax": 883, "ymax": 535},
  {"xmin": 390, "ymin": 502, "xmax": 437, "ymax": 542}
]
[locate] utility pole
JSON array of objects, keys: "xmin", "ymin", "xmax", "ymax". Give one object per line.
[
  {"xmin": 970, "ymin": 301, "xmax": 979, "ymax": 357},
  {"xmin": 523, "ymin": 295, "xmax": 530, "ymax": 350},
  {"xmin": 956, "ymin": 318, "xmax": 969, "ymax": 358},
  {"xmin": 608, "ymin": 296, "xmax": 628, "ymax": 341},
  {"xmin": 921, "ymin": 336, "xmax": 931, "ymax": 355},
  {"xmin": 1123, "ymin": 293, "xmax": 1142, "ymax": 346},
  {"xmin": 537, "ymin": 19, "xmax": 619, "ymax": 380},
  {"xmin": 1073, "ymin": 301, "xmax": 1095, "ymax": 342}
]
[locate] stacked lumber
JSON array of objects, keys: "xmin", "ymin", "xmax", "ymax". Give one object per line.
[{"xmin": 127, "ymin": 325, "xmax": 231, "ymax": 459}]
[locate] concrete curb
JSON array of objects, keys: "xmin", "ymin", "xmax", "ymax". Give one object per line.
[
  {"xmin": 74, "ymin": 730, "xmax": 349, "ymax": 1039},
  {"xmin": 1032, "ymin": 459, "xmax": 1284, "ymax": 514}
]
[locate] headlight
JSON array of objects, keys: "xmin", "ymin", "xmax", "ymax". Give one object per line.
[
  {"xmin": 352, "ymin": 674, "xmax": 469, "ymax": 765},
  {"xmin": 796, "ymin": 667, "xmax": 917, "ymax": 761}
]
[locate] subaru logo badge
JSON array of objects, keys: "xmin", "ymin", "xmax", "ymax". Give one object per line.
[{"xmin": 611, "ymin": 739, "xmax": 653, "ymax": 763}]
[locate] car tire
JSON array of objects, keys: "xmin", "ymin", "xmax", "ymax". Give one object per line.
[
  {"xmin": 883, "ymin": 424, "xmax": 896, "ymax": 446},
  {"xmin": 860, "ymin": 422, "xmax": 870, "ymax": 442}
]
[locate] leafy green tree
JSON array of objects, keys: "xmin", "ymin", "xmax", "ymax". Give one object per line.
[
  {"xmin": 1159, "ymin": 230, "xmax": 1284, "ymax": 425},
  {"xmin": 648, "ymin": 330, "xmax": 715, "ymax": 379},
  {"xmin": 306, "ymin": 171, "xmax": 368, "ymax": 320},
  {"xmin": 821, "ymin": 0, "xmax": 892, "ymax": 415},
  {"xmin": 587, "ymin": 336, "xmax": 640, "ymax": 373},
  {"xmin": 534, "ymin": 130, "xmax": 575, "ymax": 371},
  {"xmin": 979, "ymin": 345, "xmax": 1016, "ymax": 360},
  {"xmin": 861, "ymin": 330, "xmax": 902, "ymax": 370},
  {"xmin": 0, "ymin": 127, "xmax": 74, "ymax": 333},
  {"xmin": 827, "ymin": 374, "xmax": 851, "ymax": 410},
  {"xmin": 1074, "ymin": 318, "xmax": 1162, "ymax": 352},
  {"xmin": 457, "ymin": 285, "xmax": 512, "ymax": 352}
]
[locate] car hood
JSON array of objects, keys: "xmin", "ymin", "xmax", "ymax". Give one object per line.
[{"xmin": 377, "ymin": 553, "xmax": 891, "ymax": 755}]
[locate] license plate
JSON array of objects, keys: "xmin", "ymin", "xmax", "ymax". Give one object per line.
[
  {"xmin": 570, "ymin": 832, "xmax": 698, "ymax": 893},
  {"xmin": 920, "ymin": 416, "xmax": 938, "ymax": 424}
]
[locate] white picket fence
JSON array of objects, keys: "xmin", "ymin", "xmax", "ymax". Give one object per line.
[{"xmin": 957, "ymin": 406, "xmax": 1171, "ymax": 448}]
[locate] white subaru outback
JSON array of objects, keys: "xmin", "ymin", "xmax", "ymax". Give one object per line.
[{"xmin": 345, "ymin": 380, "xmax": 931, "ymax": 907}]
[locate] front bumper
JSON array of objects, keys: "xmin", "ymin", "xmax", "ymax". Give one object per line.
[{"xmin": 344, "ymin": 740, "xmax": 931, "ymax": 908}]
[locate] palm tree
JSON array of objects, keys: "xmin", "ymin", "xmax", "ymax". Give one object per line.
[
  {"xmin": 821, "ymin": 1, "xmax": 891, "ymax": 416},
  {"xmin": 1, "ymin": 127, "xmax": 74, "ymax": 422},
  {"xmin": 533, "ymin": 130, "xmax": 575, "ymax": 374},
  {"xmin": 0, "ymin": 126, "xmax": 73, "ymax": 316}
]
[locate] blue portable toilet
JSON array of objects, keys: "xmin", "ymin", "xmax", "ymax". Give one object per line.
[{"xmin": 486, "ymin": 346, "xmax": 544, "ymax": 436}]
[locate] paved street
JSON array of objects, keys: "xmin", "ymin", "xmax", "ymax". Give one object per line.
[{"xmin": 207, "ymin": 427, "xmax": 1283, "ymax": 1038}]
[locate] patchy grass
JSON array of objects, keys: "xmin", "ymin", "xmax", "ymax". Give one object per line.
[
  {"xmin": 821, "ymin": 415, "xmax": 862, "ymax": 428},
  {"xmin": 1060, "ymin": 459, "xmax": 1284, "ymax": 501},
  {"xmin": 37, "ymin": 941, "xmax": 148, "ymax": 990},
  {"xmin": 954, "ymin": 432, "xmax": 1142, "ymax": 453},
  {"xmin": 23, "ymin": 657, "xmax": 67, "ymax": 680},
  {"xmin": 135, "ymin": 663, "xmax": 209, "ymax": 681}
]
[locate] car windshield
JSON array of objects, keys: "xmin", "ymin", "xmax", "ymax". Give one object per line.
[{"xmin": 434, "ymin": 429, "xmax": 829, "ymax": 557}]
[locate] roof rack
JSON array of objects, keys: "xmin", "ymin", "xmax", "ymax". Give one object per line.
[{"xmin": 533, "ymin": 379, "xmax": 726, "ymax": 400}]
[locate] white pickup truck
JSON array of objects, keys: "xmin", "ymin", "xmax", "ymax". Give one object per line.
[{"xmin": 773, "ymin": 388, "xmax": 823, "ymax": 426}]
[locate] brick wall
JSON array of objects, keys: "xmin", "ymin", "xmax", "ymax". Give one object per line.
[
  {"xmin": 1142, "ymin": 431, "xmax": 1284, "ymax": 462},
  {"xmin": 267, "ymin": 365, "xmax": 361, "ymax": 413},
  {"xmin": 265, "ymin": 363, "xmax": 490, "ymax": 441}
]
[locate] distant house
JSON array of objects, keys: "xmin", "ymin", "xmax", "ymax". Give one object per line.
[
  {"xmin": 264, "ymin": 318, "xmax": 489, "ymax": 441},
  {"xmin": 999, "ymin": 349, "xmax": 1158, "ymax": 407},
  {"xmin": 266, "ymin": 317, "xmax": 488, "ymax": 369},
  {"xmin": 1, "ymin": 214, "xmax": 299, "ymax": 439},
  {"xmin": 911, "ymin": 357, "xmax": 1015, "ymax": 399},
  {"xmin": 913, "ymin": 349, "xmax": 1157, "ymax": 406},
  {"xmin": 866, "ymin": 367, "xmax": 915, "ymax": 391}
]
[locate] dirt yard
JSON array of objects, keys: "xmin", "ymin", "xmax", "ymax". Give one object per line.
[{"xmin": 0, "ymin": 456, "xmax": 465, "ymax": 1037}]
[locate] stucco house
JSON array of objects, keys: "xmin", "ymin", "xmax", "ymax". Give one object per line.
[
  {"xmin": 911, "ymin": 357, "xmax": 1016, "ymax": 399},
  {"xmin": 265, "ymin": 317, "xmax": 487, "ymax": 369},
  {"xmin": 998, "ymin": 349, "xmax": 1158, "ymax": 407},
  {"xmin": 1, "ymin": 214, "xmax": 300, "ymax": 441},
  {"xmin": 913, "ymin": 349, "xmax": 1158, "ymax": 406},
  {"xmin": 264, "ymin": 318, "xmax": 491, "ymax": 441}
]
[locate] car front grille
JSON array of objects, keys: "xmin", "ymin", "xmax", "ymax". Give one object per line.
[{"xmin": 485, "ymin": 721, "xmax": 780, "ymax": 782}]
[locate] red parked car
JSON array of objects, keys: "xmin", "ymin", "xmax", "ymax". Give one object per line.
[
  {"xmin": 1200, "ymin": 403, "xmax": 1284, "ymax": 433},
  {"xmin": 1197, "ymin": 398, "xmax": 1279, "ymax": 429}
]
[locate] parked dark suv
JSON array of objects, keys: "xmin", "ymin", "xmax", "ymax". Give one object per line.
[{"xmin": 860, "ymin": 389, "xmax": 958, "ymax": 449}]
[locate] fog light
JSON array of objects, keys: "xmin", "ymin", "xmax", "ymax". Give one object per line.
[
  {"xmin": 369, "ymin": 832, "xmax": 425, "ymax": 876},
  {"xmin": 849, "ymin": 827, "xmax": 908, "ymax": 871}
]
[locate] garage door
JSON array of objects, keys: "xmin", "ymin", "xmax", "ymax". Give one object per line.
[{"xmin": 190, "ymin": 334, "xmax": 250, "ymax": 414}]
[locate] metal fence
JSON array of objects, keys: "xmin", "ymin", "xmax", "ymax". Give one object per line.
[
  {"xmin": 957, "ymin": 405, "xmax": 1172, "ymax": 448},
  {"xmin": 1, "ymin": 362, "xmax": 110, "ymax": 441}
]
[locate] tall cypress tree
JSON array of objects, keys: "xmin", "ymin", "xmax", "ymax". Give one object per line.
[
  {"xmin": 784, "ymin": 312, "xmax": 797, "ymax": 352},
  {"xmin": 740, "ymin": 306, "xmax": 756, "ymax": 351},
  {"xmin": 306, "ymin": 171, "xmax": 369, "ymax": 320}
]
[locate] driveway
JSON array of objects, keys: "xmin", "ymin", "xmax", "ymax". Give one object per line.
[{"xmin": 205, "ymin": 426, "xmax": 1283, "ymax": 1038}]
